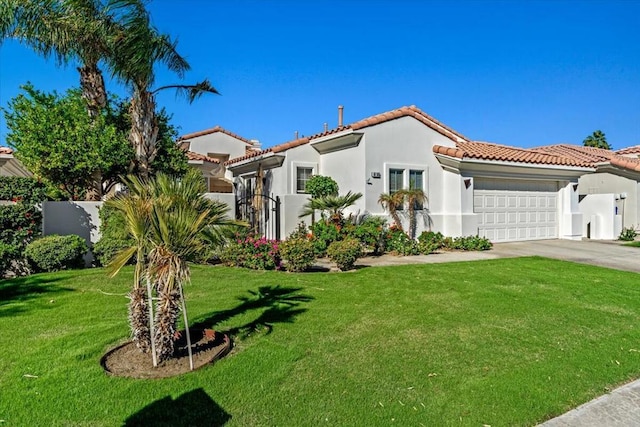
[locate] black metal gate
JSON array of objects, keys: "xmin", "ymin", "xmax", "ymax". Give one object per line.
[{"xmin": 235, "ymin": 193, "xmax": 281, "ymax": 240}]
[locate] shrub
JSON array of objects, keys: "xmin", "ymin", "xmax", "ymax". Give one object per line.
[
  {"xmin": 344, "ymin": 216, "xmax": 388, "ymax": 255},
  {"xmin": 305, "ymin": 175, "xmax": 338, "ymax": 198},
  {"xmin": 449, "ymin": 235, "xmax": 492, "ymax": 251},
  {"xmin": 619, "ymin": 227, "xmax": 637, "ymax": 241},
  {"xmin": 311, "ymin": 220, "xmax": 341, "ymax": 256},
  {"xmin": 417, "ymin": 231, "xmax": 445, "ymax": 254},
  {"xmin": 386, "ymin": 227, "xmax": 420, "ymax": 256},
  {"xmin": 0, "ymin": 242, "xmax": 18, "ymax": 277},
  {"xmin": 220, "ymin": 235, "xmax": 282, "ymax": 270},
  {"xmin": 24, "ymin": 234, "xmax": 88, "ymax": 272},
  {"xmin": 327, "ymin": 237, "xmax": 362, "ymax": 271},
  {"xmin": 93, "ymin": 205, "xmax": 134, "ymax": 266},
  {"xmin": 280, "ymin": 238, "xmax": 316, "ymax": 272},
  {"xmin": 288, "ymin": 222, "xmax": 311, "ymax": 240}
]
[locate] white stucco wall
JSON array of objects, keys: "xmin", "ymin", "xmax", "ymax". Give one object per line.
[
  {"xmin": 579, "ymin": 193, "xmax": 622, "ymax": 239},
  {"xmin": 579, "ymin": 172, "xmax": 639, "ymax": 229},
  {"xmin": 188, "ymin": 132, "xmax": 250, "ymax": 160}
]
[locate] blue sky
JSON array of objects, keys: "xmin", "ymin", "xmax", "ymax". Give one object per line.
[{"xmin": 1, "ymin": 0, "xmax": 639, "ymax": 150}]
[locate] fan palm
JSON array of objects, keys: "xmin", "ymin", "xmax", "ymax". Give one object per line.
[
  {"xmin": 108, "ymin": 170, "xmax": 240, "ymax": 366},
  {"xmin": 299, "ymin": 191, "xmax": 363, "ymax": 225},
  {"xmin": 402, "ymin": 188, "xmax": 428, "ymax": 239},
  {"xmin": 378, "ymin": 192, "xmax": 405, "ymax": 231}
]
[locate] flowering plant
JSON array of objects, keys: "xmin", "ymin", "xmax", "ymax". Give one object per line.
[{"xmin": 220, "ymin": 234, "xmax": 282, "ymax": 270}]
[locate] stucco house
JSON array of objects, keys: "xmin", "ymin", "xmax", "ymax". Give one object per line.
[
  {"xmin": 217, "ymin": 105, "xmax": 599, "ymax": 242},
  {"xmin": 0, "ymin": 147, "xmax": 31, "ymax": 177},
  {"xmin": 178, "ymin": 126, "xmax": 261, "ymax": 193}
]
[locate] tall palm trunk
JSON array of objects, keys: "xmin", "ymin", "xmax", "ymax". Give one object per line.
[
  {"xmin": 130, "ymin": 89, "xmax": 159, "ymax": 179},
  {"xmin": 78, "ymin": 62, "xmax": 107, "ymax": 200}
]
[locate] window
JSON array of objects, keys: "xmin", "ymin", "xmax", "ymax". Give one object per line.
[
  {"xmin": 389, "ymin": 168, "xmax": 404, "ymax": 210},
  {"xmin": 296, "ymin": 167, "xmax": 313, "ymax": 193},
  {"xmin": 409, "ymin": 170, "xmax": 424, "ymax": 210}
]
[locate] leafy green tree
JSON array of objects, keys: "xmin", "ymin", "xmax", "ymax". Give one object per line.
[
  {"xmin": 583, "ymin": 130, "xmax": 611, "ymax": 150},
  {"xmin": 305, "ymin": 175, "xmax": 339, "ymax": 199},
  {"xmin": 4, "ymin": 84, "xmax": 131, "ymax": 200}
]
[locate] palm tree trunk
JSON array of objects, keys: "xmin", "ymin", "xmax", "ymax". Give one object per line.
[
  {"xmin": 78, "ymin": 62, "xmax": 106, "ymax": 200},
  {"xmin": 154, "ymin": 288, "xmax": 181, "ymax": 362},
  {"xmin": 78, "ymin": 63, "xmax": 107, "ymax": 119},
  {"xmin": 128, "ymin": 287, "xmax": 151, "ymax": 353},
  {"xmin": 130, "ymin": 89, "xmax": 159, "ymax": 179}
]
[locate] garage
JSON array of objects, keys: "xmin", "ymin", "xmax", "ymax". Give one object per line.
[{"xmin": 474, "ymin": 178, "xmax": 559, "ymax": 242}]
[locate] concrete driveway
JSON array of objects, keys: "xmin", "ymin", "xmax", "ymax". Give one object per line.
[
  {"xmin": 354, "ymin": 239, "xmax": 640, "ymax": 274},
  {"xmin": 488, "ymin": 239, "xmax": 640, "ymax": 273}
]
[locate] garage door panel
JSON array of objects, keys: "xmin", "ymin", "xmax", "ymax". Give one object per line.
[{"xmin": 475, "ymin": 178, "xmax": 559, "ymax": 243}]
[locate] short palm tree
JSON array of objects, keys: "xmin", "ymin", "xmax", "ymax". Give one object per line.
[
  {"xmin": 402, "ymin": 188, "xmax": 428, "ymax": 239},
  {"xmin": 299, "ymin": 191, "xmax": 362, "ymax": 225},
  {"xmin": 378, "ymin": 192, "xmax": 405, "ymax": 231},
  {"xmin": 108, "ymin": 170, "xmax": 239, "ymax": 366}
]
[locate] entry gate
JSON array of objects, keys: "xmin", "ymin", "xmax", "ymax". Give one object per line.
[{"xmin": 235, "ymin": 193, "xmax": 281, "ymax": 240}]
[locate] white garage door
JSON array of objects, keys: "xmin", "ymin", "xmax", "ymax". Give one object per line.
[{"xmin": 474, "ymin": 178, "xmax": 559, "ymax": 242}]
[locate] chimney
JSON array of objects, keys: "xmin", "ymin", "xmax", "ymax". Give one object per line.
[
  {"xmin": 250, "ymin": 139, "xmax": 261, "ymax": 149},
  {"xmin": 323, "ymin": 122, "xmax": 328, "ymax": 132},
  {"xmin": 338, "ymin": 105, "xmax": 344, "ymax": 127},
  {"xmin": 294, "ymin": 130, "xmax": 299, "ymax": 139}
]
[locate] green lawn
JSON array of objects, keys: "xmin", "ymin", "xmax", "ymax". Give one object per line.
[
  {"xmin": 624, "ymin": 241, "xmax": 640, "ymax": 247},
  {"xmin": 2, "ymin": 257, "xmax": 640, "ymax": 426}
]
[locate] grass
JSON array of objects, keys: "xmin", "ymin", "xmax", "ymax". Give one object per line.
[
  {"xmin": 2, "ymin": 257, "xmax": 640, "ymax": 426},
  {"xmin": 624, "ymin": 241, "xmax": 640, "ymax": 247}
]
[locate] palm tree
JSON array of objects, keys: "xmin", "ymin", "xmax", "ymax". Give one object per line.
[
  {"xmin": 299, "ymin": 191, "xmax": 363, "ymax": 225},
  {"xmin": 401, "ymin": 188, "xmax": 428, "ymax": 239},
  {"xmin": 108, "ymin": 1, "xmax": 219, "ymax": 178},
  {"xmin": 378, "ymin": 192, "xmax": 405, "ymax": 231},
  {"xmin": 1, "ymin": 0, "xmax": 131, "ymax": 199},
  {"xmin": 583, "ymin": 130, "xmax": 611, "ymax": 150},
  {"xmin": 108, "ymin": 170, "xmax": 240, "ymax": 366}
]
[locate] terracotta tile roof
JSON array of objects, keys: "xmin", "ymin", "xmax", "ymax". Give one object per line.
[
  {"xmin": 178, "ymin": 125, "xmax": 253, "ymax": 145},
  {"xmin": 225, "ymin": 105, "xmax": 468, "ymax": 166},
  {"xmin": 185, "ymin": 151, "xmax": 220, "ymax": 164},
  {"xmin": 433, "ymin": 141, "xmax": 592, "ymax": 167},
  {"xmin": 532, "ymin": 144, "xmax": 640, "ymax": 172},
  {"xmin": 224, "ymin": 147, "xmax": 274, "ymax": 166},
  {"xmin": 616, "ymin": 145, "xmax": 640, "ymax": 156},
  {"xmin": 0, "ymin": 147, "xmax": 13, "ymax": 155}
]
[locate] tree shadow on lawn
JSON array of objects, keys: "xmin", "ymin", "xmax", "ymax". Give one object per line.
[
  {"xmin": 0, "ymin": 275, "xmax": 72, "ymax": 317},
  {"xmin": 123, "ymin": 388, "xmax": 231, "ymax": 427},
  {"xmin": 191, "ymin": 285, "xmax": 313, "ymax": 339}
]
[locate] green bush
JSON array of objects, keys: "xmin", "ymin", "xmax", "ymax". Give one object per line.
[
  {"xmin": 220, "ymin": 235, "xmax": 282, "ymax": 270},
  {"xmin": 93, "ymin": 205, "xmax": 134, "ymax": 266},
  {"xmin": 311, "ymin": 220, "xmax": 341, "ymax": 256},
  {"xmin": 280, "ymin": 237, "xmax": 316, "ymax": 272},
  {"xmin": 0, "ymin": 176, "xmax": 47, "ymax": 205},
  {"xmin": 386, "ymin": 227, "xmax": 420, "ymax": 256},
  {"xmin": 305, "ymin": 175, "xmax": 338, "ymax": 198},
  {"xmin": 344, "ymin": 216, "xmax": 388, "ymax": 255},
  {"xmin": 449, "ymin": 235, "xmax": 492, "ymax": 251},
  {"xmin": 417, "ymin": 231, "xmax": 445, "ymax": 254},
  {"xmin": 327, "ymin": 237, "xmax": 362, "ymax": 271},
  {"xmin": 0, "ymin": 242, "xmax": 17, "ymax": 277},
  {"xmin": 288, "ymin": 222, "xmax": 311, "ymax": 240},
  {"xmin": 619, "ymin": 227, "xmax": 637, "ymax": 241},
  {"xmin": 24, "ymin": 234, "xmax": 88, "ymax": 272}
]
